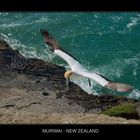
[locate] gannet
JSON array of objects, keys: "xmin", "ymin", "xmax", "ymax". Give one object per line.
[{"xmin": 40, "ymin": 29, "xmax": 133, "ymax": 92}]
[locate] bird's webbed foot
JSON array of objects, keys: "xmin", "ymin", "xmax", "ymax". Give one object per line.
[
  {"xmin": 66, "ymin": 77, "xmax": 70, "ymax": 91},
  {"xmin": 88, "ymin": 78, "xmax": 91, "ymax": 87},
  {"xmin": 64, "ymin": 70, "xmax": 72, "ymax": 91}
]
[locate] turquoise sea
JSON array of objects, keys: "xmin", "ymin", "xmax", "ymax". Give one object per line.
[{"xmin": 0, "ymin": 12, "xmax": 140, "ymax": 99}]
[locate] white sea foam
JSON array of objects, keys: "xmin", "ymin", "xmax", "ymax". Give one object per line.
[
  {"xmin": 124, "ymin": 53, "xmax": 140, "ymax": 68},
  {"xmin": 0, "ymin": 21, "xmax": 36, "ymax": 28},
  {"xmin": 0, "ymin": 33, "xmax": 55, "ymax": 62},
  {"xmin": 0, "ymin": 33, "xmax": 20, "ymax": 46},
  {"xmin": 15, "ymin": 13, "xmax": 23, "ymax": 19},
  {"xmin": 133, "ymin": 68, "xmax": 140, "ymax": 76},
  {"xmin": 35, "ymin": 17, "xmax": 48, "ymax": 23},
  {"xmin": 14, "ymin": 44, "xmax": 56, "ymax": 62},
  {"xmin": 0, "ymin": 12, "xmax": 8, "ymax": 16},
  {"xmin": 0, "ymin": 23, "xmax": 22, "ymax": 28},
  {"xmin": 111, "ymin": 16, "xmax": 122, "ymax": 23},
  {"xmin": 128, "ymin": 89, "xmax": 140, "ymax": 99},
  {"xmin": 127, "ymin": 16, "xmax": 140, "ymax": 30}
]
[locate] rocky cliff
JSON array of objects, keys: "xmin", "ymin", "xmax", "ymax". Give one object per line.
[{"xmin": 0, "ymin": 39, "xmax": 140, "ymax": 123}]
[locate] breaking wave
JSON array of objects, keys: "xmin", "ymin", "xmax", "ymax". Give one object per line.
[
  {"xmin": 0, "ymin": 33, "xmax": 55, "ymax": 62},
  {"xmin": 127, "ymin": 15, "xmax": 140, "ymax": 30}
]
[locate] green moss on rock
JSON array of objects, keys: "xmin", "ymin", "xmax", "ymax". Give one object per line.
[{"xmin": 102, "ymin": 103, "xmax": 139, "ymax": 119}]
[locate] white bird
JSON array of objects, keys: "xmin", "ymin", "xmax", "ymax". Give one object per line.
[{"xmin": 40, "ymin": 29, "xmax": 133, "ymax": 92}]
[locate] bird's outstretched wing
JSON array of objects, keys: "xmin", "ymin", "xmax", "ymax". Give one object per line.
[
  {"xmin": 73, "ymin": 70, "xmax": 133, "ymax": 92},
  {"xmin": 40, "ymin": 28, "xmax": 81, "ymax": 69},
  {"xmin": 40, "ymin": 29, "xmax": 60, "ymax": 51}
]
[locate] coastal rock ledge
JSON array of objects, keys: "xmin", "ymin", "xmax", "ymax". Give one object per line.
[{"xmin": 0, "ymin": 39, "xmax": 140, "ymax": 124}]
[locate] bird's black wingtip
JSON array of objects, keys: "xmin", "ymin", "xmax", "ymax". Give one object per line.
[{"xmin": 40, "ymin": 28, "xmax": 49, "ymax": 36}]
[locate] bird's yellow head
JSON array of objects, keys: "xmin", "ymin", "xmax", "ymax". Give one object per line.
[{"xmin": 64, "ymin": 70, "xmax": 72, "ymax": 78}]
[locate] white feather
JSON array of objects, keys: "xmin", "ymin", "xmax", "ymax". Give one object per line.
[{"xmin": 54, "ymin": 49, "xmax": 109, "ymax": 87}]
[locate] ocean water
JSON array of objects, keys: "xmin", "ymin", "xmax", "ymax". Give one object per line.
[{"xmin": 0, "ymin": 12, "xmax": 140, "ymax": 99}]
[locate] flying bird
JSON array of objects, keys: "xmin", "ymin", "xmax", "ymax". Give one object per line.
[{"xmin": 40, "ymin": 29, "xmax": 133, "ymax": 92}]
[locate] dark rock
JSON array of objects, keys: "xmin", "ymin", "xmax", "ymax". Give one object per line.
[{"xmin": 0, "ymin": 40, "xmax": 65, "ymax": 79}]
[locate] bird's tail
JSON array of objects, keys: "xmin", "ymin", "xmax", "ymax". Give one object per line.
[
  {"xmin": 106, "ymin": 82, "xmax": 133, "ymax": 92},
  {"xmin": 96, "ymin": 74, "xmax": 133, "ymax": 92}
]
